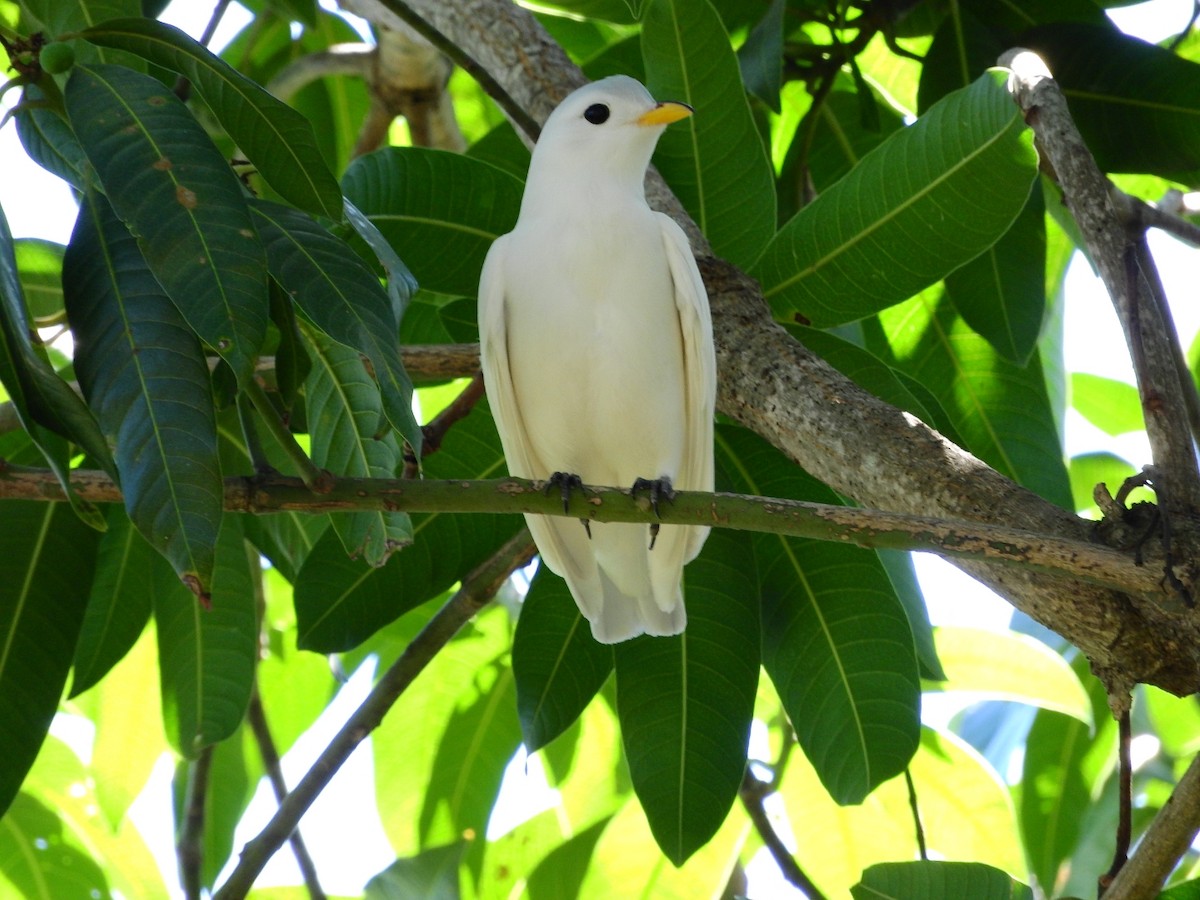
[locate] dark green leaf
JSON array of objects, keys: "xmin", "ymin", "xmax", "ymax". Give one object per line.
[
  {"xmin": 755, "ymin": 71, "xmax": 1038, "ymax": 327},
  {"xmin": 865, "ymin": 288, "xmax": 1073, "ymax": 509},
  {"xmin": 15, "ymin": 83, "xmax": 89, "ymax": 189},
  {"xmin": 719, "ymin": 425, "xmax": 921, "ymax": 804},
  {"xmin": 80, "ymin": 18, "xmax": 343, "ymax": 218},
  {"xmin": 466, "ymin": 122, "xmax": 532, "ymax": 180},
  {"xmin": 525, "ymin": 818, "xmax": 609, "ymax": 900},
  {"xmin": 806, "ymin": 89, "xmax": 905, "ymax": 193},
  {"xmin": 155, "ymin": 516, "xmax": 256, "ymax": 756},
  {"xmin": 65, "ymin": 189, "xmax": 223, "ymax": 597},
  {"xmin": 303, "ymin": 327, "xmax": 413, "ymax": 566},
  {"xmin": 1022, "ymin": 23, "xmax": 1200, "ymax": 186},
  {"xmin": 513, "ymin": 564, "xmax": 614, "ymax": 752},
  {"xmin": 853, "ymin": 860, "xmax": 1034, "ymax": 899},
  {"xmin": 250, "ymin": 198, "xmax": 421, "ymax": 453},
  {"xmin": 343, "ymin": 198, "xmax": 419, "ymax": 327},
  {"xmin": 342, "ymin": 148, "xmax": 523, "ymax": 298},
  {"xmin": 614, "ymin": 522, "xmax": 760, "ymax": 864},
  {"xmin": 294, "ymin": 404, "xmax": 522, "ymax": 652},
  {"xmin": 0, "ymin": 501, "xmax": 101, "ymax": 816},
  {"xmin": 877, "ymin": 549, "xmax": 945, "ymax": 681},
  {"xmin": 70, "ymin": 506, "xmax": 157, "ymax": 696},
  {"xmin": 20, "ymin": 0, "xmax": 140, "ymax": 64},
  {"xmin": 642, "ymin": 0, "xmax": 777, "ymax": 268},
  {"xmin": 737, "ymin": 0, "xmax": 784, "ymax": 112},
  {"xmin": 0, "ymin": 194, "xmax": 113, "ymax": 517},
  {"xmin": 961, "ymin": 0, "xmax": 1109, "ymax": 31},
  {"xmin": 65, "ymin": 63, "xmax": 268, "ymax": 383}
]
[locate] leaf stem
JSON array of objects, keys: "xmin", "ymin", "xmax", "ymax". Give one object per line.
[{"xmin": 242, "ymin": 375, "xmax": 330, "ymax": 491}]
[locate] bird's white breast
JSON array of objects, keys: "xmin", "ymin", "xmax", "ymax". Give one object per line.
[{"xmin": 501, "ymin": 199, "xmax": 688, "ymax": 487}]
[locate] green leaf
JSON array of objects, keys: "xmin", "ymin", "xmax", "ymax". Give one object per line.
[
  {"xmin": 865, "ymin": 287, "xmax": 1073, "ymax": 510},
  {"xmin": 303, "ymin": 327, "xmax": 414, "ymax": 566},
  {"xmin": 525, "ymin": 818, "xmax": 609, "ymax": 899},
  {"xmin": 806, "ymin": 88, "xmax": 905, "ymax": 193},
  {"xmin": 781, "ymin": 727, "xmax": 1026, "ymax": 895},
  {"xmin": 737, "ymin": 0, "xmax": 784, "ymax": 112},
  {"xmin": 513, "ymin": 564, "xmax": 614, "ymax": 752},
  {"xmin": 576, "ymin": 790, "xmax": 750, "ymax": 897},
  {"xmin": 20, "ymin": 0, "xmax": 140, "ymax": 62},
  {"xmin": 641, "ymin": 0, "xmax": 776, "ymax": 268},
  {"xmin": 1020, "ymin": 664, "xmax": 1116, "ymax": 895},
  {"xmin": 343, "ymin": 198, "xmax": 420, "ymax": 327},
  {"xmin": 930, "ymin": 627, "xmax": 1092, "ymax": 725},
  {"xmin": 65, "ymin": 63, "xmax": 268, "ymax": 383},
  {"xmin": 15, "ymin": 83, "xmax": 90, "ymax": 189},
  {"xmin": 853, "ymin": 861, "xmax": 1033, "ymax": 899},
  {"xmin": 19, "ymin": 733, "xmax": 168, "ymax": 899},
  {"xmin": 372, "ymin": 606, "xmax": 521, "ymax": 860},
  {"xmin": 80, "ymin": 625, "xmax": 165, "ymax": 831},
  {"xmin": 1022, "ymin": 23, "xmax": 1200, "ymax": 186},
  {"xmin": 80, "ymin": 18, "xmax": 343, "ymax": 218},
  {"xmin": 0, "ymin": 194, "xmax": 113, "ymax": 520},
  {"xmin": 154, "ymin": 516, "xmax": 256, "ymax": 756},
  {"xmin": 70, "ymin": 506, "xmax": 158, "ymax": 696},
  {"xmin": 614, "ymin": 524, "xmax": 760, "ymax": 864},
  {"xmin": 251, "ymin": 198, "xmax": 421, "ymax": 453},
  {"xmin": 0, "ymin": 501, "xmax": 101, "ymax": 816},
  {"xmin": 342, "ymin": 148, "xmax": 523, "ymax": 298},
  {"xmin": 65, "ymin": 189, "xmax": 225, "ymax": 598},
  {"xmin": 0, "ymin": 792, "xmax": 111, "ymax": 899},
  {"xmin": 14, "ymin": 239, "xmax": 65, "ymax": 325},
  {"xmin": 294, "ymin": 404, "xmax": 522, "ymax": 652},
  {"xmin": 1071, "ymin": 372, "xmax": 1143, "ymax": 435},
  {"xmin": 754, "ymin": 71, "xmax": 1038, "ymax": 326},
  {"xmin": 366, "ymin": 843, "xmax": 467, "ymax": 899},
  {"xmin": 718, "ymin": 425, "xmax": 921, "ymax": 804}
]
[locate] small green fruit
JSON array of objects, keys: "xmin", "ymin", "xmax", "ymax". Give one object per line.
[{"xmin": 39, "ymin": 42, "xmax": 76, "ymax": 75}]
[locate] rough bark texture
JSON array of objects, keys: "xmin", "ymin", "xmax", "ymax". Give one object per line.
[{"xmin": 340, "ymin": 0, "xmax": 1200, "ymax": 697}]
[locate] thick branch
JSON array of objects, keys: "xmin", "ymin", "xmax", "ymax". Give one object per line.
[
  {"xmin": 214, "ymin": 529, "xmax": 536, "ymax": 899},
  {"xmin": 1002, "ymin": 49, "xmax": 1200, "ymax": 519},
  {"xmin": 0, "ymin": 466, "xmax": 1171, "ymax": 599}
]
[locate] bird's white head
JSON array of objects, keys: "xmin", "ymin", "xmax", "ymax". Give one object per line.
[{"xmin": 521, "ymin": 75, "xmax": 693, "ymax": 210}]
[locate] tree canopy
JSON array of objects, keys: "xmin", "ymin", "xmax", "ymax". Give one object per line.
[{"xmin": 1, "ymin": 0, "xmax": 1199, "ymax": 897}]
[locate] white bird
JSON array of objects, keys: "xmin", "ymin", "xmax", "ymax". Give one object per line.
[{"xmin": 478, "ymin": 75, "xmax": 716, "ymax": 643}]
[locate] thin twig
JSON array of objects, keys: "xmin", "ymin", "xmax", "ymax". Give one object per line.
[
  {"xmin": 739, "ymin": 771, "xmax": 829, "ymax": 900},
  {"xmin": 0, "ymin": 467, "xmax": 1173, "ymax": 598},
  {"xmin": 174, "ymin": 0, "xmax": 233, "ymax": 101},
  {"xmin": 1100, "ymin": 710, "xmax": 1134, "ymax": 894},
  {"xmin": 213, "ymin": 529, "xmax": 536, "ymax": 899},
  {"xmin": 903, "ymin": 768, "xmax": 927, "ymax": 861},
  {"xmin": 178, "ymin": 747, "xmax": 214, "ymax": 900},
  {"xmin": 404, "ymin": 371, "xmax": 486, "ymax": 476},
  {"xmin": 1104, "ymin": 750, "xmax": 1200, "ymax": 899},
  {"xmin": 246, "ymin": 686, "xmax": 326, "ymax": 900}
]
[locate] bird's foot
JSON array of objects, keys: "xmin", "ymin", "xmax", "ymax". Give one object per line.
[
  {"xmin": 545, "ymin": 471, "xmax": 592, "ymax": 539},
  {"xmin": 631, "ymin": 476, "xmax": 675, "ymax": 550}
]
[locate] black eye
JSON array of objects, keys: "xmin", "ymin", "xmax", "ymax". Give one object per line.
[{"xmin": 583, "ymin": 103, "xmax": 610, "ymax": 125}]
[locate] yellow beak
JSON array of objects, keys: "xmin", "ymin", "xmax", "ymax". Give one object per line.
[{"xmin": 636, "ymin": 101, "xmax": 694, "ymax": 126}]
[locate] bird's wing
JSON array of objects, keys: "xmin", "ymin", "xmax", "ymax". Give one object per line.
[
  {"xmin": 657, "ymin": 214, "xmax": 716, "ymax": 562},
  {"xmin": 477, "ymin": 234, "xmax": 606, "ymax": 615}
]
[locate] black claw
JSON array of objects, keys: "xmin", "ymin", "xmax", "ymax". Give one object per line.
[
  {"xmin": 582, "ymin": 518, "xmax": 592, "ymax": 539},
  {"xmin": 545, "ymin": 471, "xmax": 584, "ymax": 514},
  {"xmin": 631, "ymin": 475, "xmax": 676, "ymax": 519},
  {"xmin": 649, "ymin": 522, "xmax": 660, "ymax": 550}
]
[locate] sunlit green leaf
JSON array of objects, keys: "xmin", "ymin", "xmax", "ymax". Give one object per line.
[
  {"xmin": 755, "ymin": 71, "xmax": 1037, "ymax": 326},
  {"xmin": 853, "ymin": 860, "xmax": 1033, "ymax": 899},
  {"xmin": 1071, "ymin": 372, "xmax": 1143, "ymax": 435}
]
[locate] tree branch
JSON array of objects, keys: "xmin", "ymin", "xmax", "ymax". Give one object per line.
[
  {"xmin": 178, "ymin": 747, "xmax": 214, "ymax": 900},
  {"xmin": 246, "ymin": 687, "xmax": 326, "ymax": 900},
  {"xmin": 1002, "ymin": 49, "xmax": 1200, "ymax": 520},
  {"xmin": 213, "ymin": 529, "xmax": 537, "ymax": 899},
  {"xmin": 337, "ymin": 0, "xmax": 1200, "ymax": 699},
  {"xmin": 1103, "ymin": 749, "xmax": 1200, "ymax": 899},
  {"xmin": 740, "ymin": 771, "xmax": 829, "ymax": 900},
  {"xmin": 0, "ymin": 465, "xmax": 1172, "ymax": 598}
]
